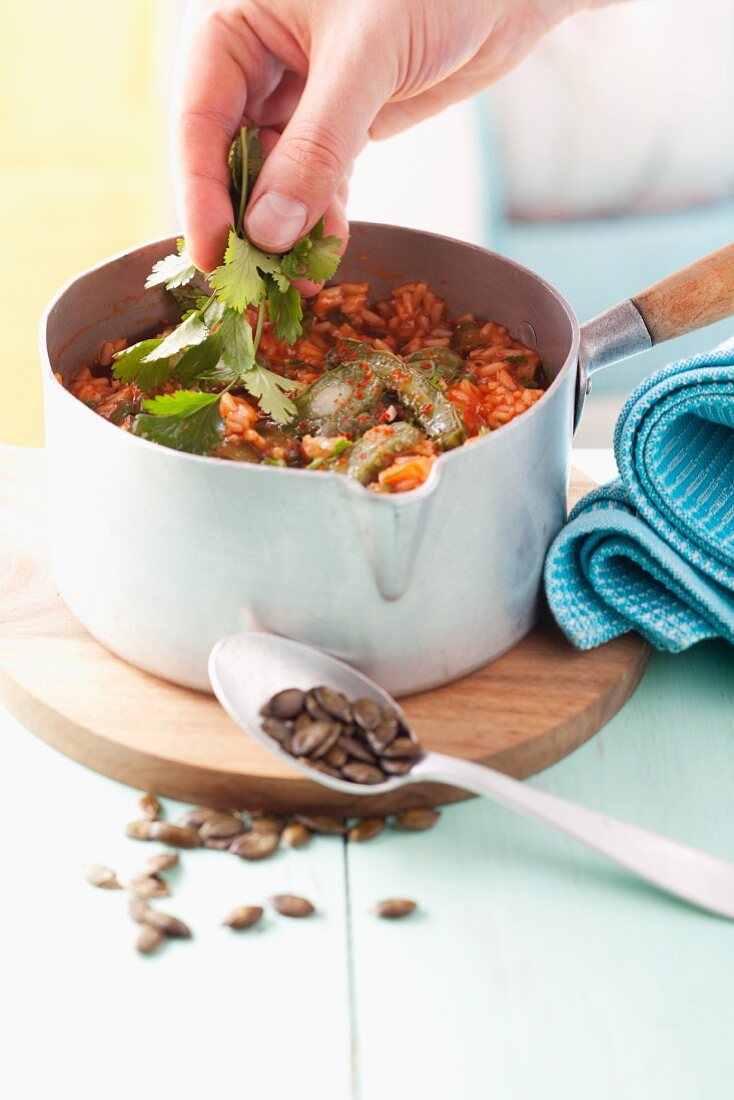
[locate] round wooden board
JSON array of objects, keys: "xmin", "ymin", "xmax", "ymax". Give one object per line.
[{"xmin": 0, "ymin": 445, "xmax": 649, "ymax": 813}]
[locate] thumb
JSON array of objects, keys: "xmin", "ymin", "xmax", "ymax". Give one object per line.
[{"xmin": 245, "ymin": 57, "xmax": 389, "ymax": 251}]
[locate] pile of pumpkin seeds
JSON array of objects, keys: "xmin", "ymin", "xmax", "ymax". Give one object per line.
[
  {"xmin": 85, "ymin": 791, "xmax": 438, "ymax": 953},
  {"xmin": 261, "ymin": 686, "xmax": 423, "ymax": 783}
]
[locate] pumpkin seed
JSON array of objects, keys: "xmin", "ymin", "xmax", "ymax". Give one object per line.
[
  {"xmin": 323, "ymin": 743, "xmax": 348, "ymax": 768},
  {"xmin": 229, "ymin": 831, "xmax": 279, "ymax": 860},
  {"xmin": 261, "ymin": 717, "xmax": 293, "ymax": 744},
  {"xmin": 281, "ymin": 822, "xmax": 311, "ymax": 848},
  {"xmin": 84, "ymin": 864, "xmax": 122, "ymax": 890},
  {"xmin": 223, "ymin": 905, "xmax": 264, "ymax": 930},
  {"xmin": 298, "ymin": 755, "xmax": 342, "ymax": 778},
  {"xmin": 270, "ymin": 894, "xmax": 315, "ymax": 918},
  {"xmin": 139, "ymin": 792, "xmax": 162, "ymax": 821},
  {"xmin": 249, "ymin": 813, "xmax": 287, "ymax": 836},
  {"xmin": 144, "ymin": 852, "xmax": 179, "ymax": 874},
  {"xmin": 380, "ymin": 758, "xmax": 415, "ymax": 776},
  {"xmin": 341, "ymin": 761, "xmax": 385, "ymax": 785},
  {"xmin": 313, "ymin": 686, "xmax": 352, "ymax": 723},
  {"xmin": 394, "ymin": 807, "xmax": 441, "ymax": 831},
  {"xmin": 352, "ymin": 697, "xmax": 383, "ymax": 731},
  {"xmin": 380, "ymin": 736, "xmax": 421, "ymax": 760},
  {"xmin": 126, "ymin": 873, "xmax": 170, "ymax": 899},
  {"xmin": 147, "ymin": 822, "xmax": 200, "ymax": 848},
  {"xmin": 199, "ymin": 813, "xmax": 245, "ymax": 841},
  {"xmin": 290, "ymin": 719, "xmax": 341, "ymax": 758},
  {"xmin": 294, "ymin": 814, "xmax": 347, "ymax": 835},
  {"xmin": 304, "ymin": 691, "xmax": 332, "ymax": 722},
  {"xmin": 348, "ymin": 818, "xmax": 385, "ymax": 843},
  {"xmin": 203, "ymin": 836, "xmax": 235, "ymax": 850},
  {"xmin": 144, "ymin": 908, "xmax": 192, "ymax": 939},
  {"xmin": 179, "ymin": 806, "xmax": 221, "ymax": 829},
  {"xmin": 136, "ymin": 925, "xmax": 166, "ymax": 955},
  {"xmin": 338, "ymin": 735, "xmax": 377, "ymax": 764},
  {"xmin": 374, "ymin": 898, "xmax": 417, "ymax": 919},
  {"xmin": 128, "ymin": 897, "xmax": 153, "ymax": 924},
  {"xmin": 366, "ymin": 718, "xmax": 399, "ymax": 754},
  {"xmin": 264, "ymin": 688, "xmax": 305, "ymax": 719},
  {"xmin": 125, "ymin": 820, "xmax": 155, "ymax": 840}
]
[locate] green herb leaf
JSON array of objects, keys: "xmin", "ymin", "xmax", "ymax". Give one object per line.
[
  {"xmin": 112, "ymin": 339, "xmax": 170, "ymax": 391},
  {"xmin": 265, "ymin": 277, "xmax": 303, "ymax": 346},
  {"xmin": 145, "ymin": 239, "xmax": 198, "ymax": 290},
  {"xmin": 133, "ymin": 390, "xmax": 224, "ymax": 455},
  {"xmin": 210, "ymin": 231, "xmax": 281, "ymax": 312},
  {"xmin": 216, "ymin": 307, "xmax": 256, "ymax": 375},
  {"xmin": 302, "ymin": 218, "xmax": 342, "ymax": 283},
  {"xmin": 280, "ymin": 219, "xmax": 342, "ymax": 285},
  {"xmin": 504, "ymin": 354, "xmax": 526, "ymax": 365},
  {"xmin": 143, "ymin": 311, "xmax": 209, "ymax": 362},
  {"xmin": 174, "ymin": 336, "xmax": 223, "ymax": 387},
  {"xmin": 240, "ymin": 363, "xmax": 297, "ymax": 424},
  {"xmin": 169, "ymin": 282, "xmax": 210, "ymax": 314}
]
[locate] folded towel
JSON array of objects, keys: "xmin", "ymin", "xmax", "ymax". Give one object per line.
[{"xmin": 545, "ymin": 344, "xmax": 734, "ymax": 651}]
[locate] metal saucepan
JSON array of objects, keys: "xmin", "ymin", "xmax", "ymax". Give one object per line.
[{"xmin": 40, "ymin": 224, "xmax": 734, "ymax": 695}]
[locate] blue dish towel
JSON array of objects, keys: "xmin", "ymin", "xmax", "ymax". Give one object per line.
[{"xmin": 545, "ymin": 343, "xmax": 734, "ymax": 651}]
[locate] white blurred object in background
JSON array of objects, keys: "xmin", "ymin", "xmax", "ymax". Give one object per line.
[{"xmin": 494, "ymin": 0, "xmax": 734, "ymax": 219}]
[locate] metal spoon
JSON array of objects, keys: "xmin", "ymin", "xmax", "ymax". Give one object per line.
[{"xmin": 209, "ymin": 632, "xmax": 734, "ymax": 919}]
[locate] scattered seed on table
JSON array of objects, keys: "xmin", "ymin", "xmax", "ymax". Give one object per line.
[
  {"xmin": 203, "ymin": 836, "xmax": 236, "ymax": 851},
  {"xmin": 294, "ymin": 814, "xmax": 347, "ymax": 835},
  {"xmin": 125, "ymin": 820, "xmax": 155, "ymax": 840},
  {"xmin": 125, "ymin": 873, "xmax": 171, "ymax": 899},
  {"xmin": 281, "ymin": 822, "xmax": 311, "ymax": 848},
  {"xmin": 249, "ymin": 813, "xmax": 288, "ymax": 836},
  {"xmin": 179, "ymin": 806, "xmax": 221, "ymax": 829},
  {"xmin": 229, "ymin": 831, "xmax": 279, "ymax": 861},
  {"xmin": 270, "ymin": 894, "xmax": 315, "ymax": 918},
  {"xmin": 139, "ymin": 792, "xmax": 162, "ymax": 821},
  {"xmin": 374, "ymin": 898, "xmax": 417, "ymax": 920},
  {"xmin": 84, "ymin": 864, "xmax": 121, "ymax": 890},
  {"xmin": 144, "ymin": 852, "xmax": 179, "ymax": 874},
  {"xmin": 147, "ymin": 822, "xmax": 200, "ymax": 848},
  {"xmin": 393, "ymin": 807, "xmax": 441, "ymax": 832},
  {"xmin": 198, "ymin": 813, "xmax": 246, "ymax": 841},
  {"xmin": 143, "ymin": 908, "xmax": 192, "ymax": 939},
  {"xmin": 348, "ymin": 818, "xmax": 385, "ymax": 843},
  {"xmin": 223, "ymin": 905, "xmax": 264, "ymax": 931},
  {"xmin": 136, "ymin": 925, "xmax": 166, "ymax": 955},
  {"xmin": 128, "ymin": 897, "xmax": 153, "ymax": 925}
]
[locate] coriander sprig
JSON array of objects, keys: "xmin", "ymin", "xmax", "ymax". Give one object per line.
[{"xmin": 112, "ymin": 126, "xmax": 342, "ymax": 454}]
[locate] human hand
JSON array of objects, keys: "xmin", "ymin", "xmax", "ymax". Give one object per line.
[{"xmin": 174, "ymin": 0, "xmax": 591, "ymax": 272}]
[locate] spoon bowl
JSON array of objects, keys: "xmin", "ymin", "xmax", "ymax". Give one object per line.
[{"xmin": 209, "ymin": 631, "xmax": 734, "ymax": 920}]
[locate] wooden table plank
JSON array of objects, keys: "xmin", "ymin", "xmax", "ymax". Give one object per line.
[
  {"xmin": 0, "ymin": 705, "xmax": 354, "ymax": 1100},
  {"xmin": 347, "ymin": 643, "xmax": 734, "ymax": 1100}
]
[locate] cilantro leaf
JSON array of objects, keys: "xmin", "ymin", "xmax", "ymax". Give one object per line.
[
  {"xmin": 112, "ymin": 339, "xmax": 170, "ymax": 391},
  {"xmin": 174, "ymin": 336, "xmax": 222, "ymax": 387},
  {"xmin": 280, "ymin": 219, "xmax": 341, "ymax": 285},
  {"xmin": 216, "ymin": 307, "xmax": 256, "ymax": 374},
  {"xmin": 169, "ymin": 282, "xmax": 210, "ymax": 314},
  {"xmin": 143, "ymin": 311, "xmax": 209, "ymax": 361},
  {"xmin": 145, "ymin": 239, "xmax": 198, "ymax": 290},
  {"xmin": 210, "ymin": 231, "xmax": 281, "ymax": 312},
  {"xmin": 241, "ymin": 363, "xmax": 297, "ymax": 424},
  {"xmin": 133, "ymin": 390, "xmax": 224, "ymax": 455},
  {"xmin": 266, "ymin": 277, "xmax": 303, "ymax": 346}
]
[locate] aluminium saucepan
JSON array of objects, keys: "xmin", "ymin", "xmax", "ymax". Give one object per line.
[{"xmin": 40, "ymin": 224, "xmax": 734, "ymax": 695}]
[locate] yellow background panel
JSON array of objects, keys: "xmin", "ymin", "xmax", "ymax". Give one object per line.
[{"xmin": 1, "ymin": 0, "xmax": 172, "ymax": 445}]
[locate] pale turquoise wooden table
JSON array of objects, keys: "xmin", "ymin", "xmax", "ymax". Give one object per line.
[{"xmin": 1, "ymin": 450, "xmax": 732, "ymax": 1100}]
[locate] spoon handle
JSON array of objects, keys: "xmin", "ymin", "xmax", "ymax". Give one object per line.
[{"xmin": 420, "ymin": 752, "xmax": 734, "ymax": 919}]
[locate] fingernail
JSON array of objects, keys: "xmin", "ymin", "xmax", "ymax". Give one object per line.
[{"xmin": 246, "ymin": 192, "xmax": 308, "ymax": 250}]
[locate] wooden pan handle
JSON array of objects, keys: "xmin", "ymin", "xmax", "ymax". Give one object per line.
[{"xmin": 632, "ymin": 242, "xmax": 734, "ymax": 345}]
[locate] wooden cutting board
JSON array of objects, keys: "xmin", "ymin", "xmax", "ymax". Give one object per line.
[{"xmin": 0, "ymin": 445, "xmax": 649, "ymax": 813}]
